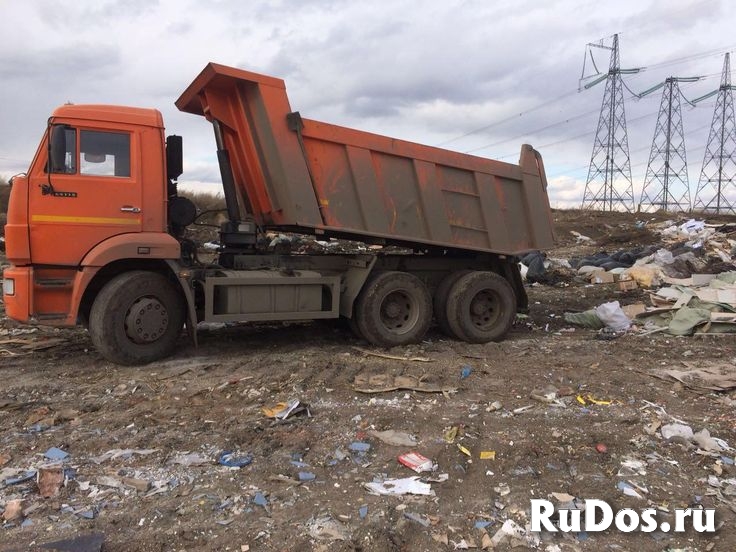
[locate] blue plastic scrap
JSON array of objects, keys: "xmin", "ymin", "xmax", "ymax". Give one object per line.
[
  {"xmin": 298, "ymin": 471, "xmax": 316, "ymax": 482},
  {"xmin": 460, "ymin": 365, "xmax": 472, "ymax": 379},
  {"xmin": 253, "ymin": 492, "xmax": 268, "ymax": 508},
  {"xmin": 349, "ymin": 442, "xmax": 370, "ymax": 453},
  {"xmin": 475, "ymin": 520, "xmax": 493, "ymax": 529},
  {"xmin": 403, "ymin": 512, "xmax": 430, "ymax": 527},
  {"xmin": 218, "ymin": 451, "xmax": 253, "ymax": 468},
  {"xmin": 359, "ymin": 505, "xmax": 368, "ymax": 519},
  {"xmin": 44, "ymin": 447, "xmax": 69, "ymax": 461},
  {"xmin": 4, "ymin": 470, "xmax": 37, "ymax": 486}
]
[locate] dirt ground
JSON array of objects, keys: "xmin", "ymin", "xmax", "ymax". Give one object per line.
[{"xmin": 1, "ymin": 209, "xmax": 736, "ymax": 552}]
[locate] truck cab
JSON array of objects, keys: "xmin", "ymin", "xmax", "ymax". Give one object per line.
[{"xmin": 3, "ymin": 105, "xmax": 185, "ymax": 355}]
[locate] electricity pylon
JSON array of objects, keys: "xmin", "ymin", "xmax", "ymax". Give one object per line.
[
  {"xmin": 638, "ymin": 77, "xmax": 700, "ymax": 212},
  {"xmin": 693, "ymin": 53, "xmax": 736, "ymax": 214},
  {"xmin": 580, "ymin": 34, "xmax": 640, "ymax": 212}
]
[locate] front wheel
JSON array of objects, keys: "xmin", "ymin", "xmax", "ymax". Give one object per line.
[{"xmin": 89, "ymin": 271, "xmax": 185, "ymax": 365}]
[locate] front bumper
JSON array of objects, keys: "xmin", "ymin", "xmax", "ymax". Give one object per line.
[{"xmin": 2, "ymin": 266, "xmax": 31, "ymax": 323}]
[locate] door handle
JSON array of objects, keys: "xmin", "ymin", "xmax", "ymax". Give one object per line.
[{"xmin": 120, "ymin": 206, "xmax": 141, "ymax": 213}]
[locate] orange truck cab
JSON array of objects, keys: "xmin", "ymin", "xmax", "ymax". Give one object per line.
[
  {"xmin": 3, "ymin": 63, "xmax": 554, "ymax": 366},
  {"xmin": 3, "ymin": 104, "xmax": 187, "ymax": 355}
]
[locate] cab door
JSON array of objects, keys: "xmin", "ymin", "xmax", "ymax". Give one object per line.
[{"xmin": 28, "ymin": 124, "xmax": 143, "ymax": 266}]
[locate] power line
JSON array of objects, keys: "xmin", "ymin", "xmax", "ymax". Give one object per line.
[
  {"xmin": 435, "ymin": 88, "xmax": 580, "ymax": 147},
  {"xmin": 463, "ymin": 108, "xmax": 600, "ymax": 153},
  {"xmin": 437, "ymin": 43, "xmax": 735, "ymax": 152}
]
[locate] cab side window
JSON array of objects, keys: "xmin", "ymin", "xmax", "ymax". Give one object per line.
[{"xmin": 80, "ymin": 131, "xmax": 131, "ymax": 177}]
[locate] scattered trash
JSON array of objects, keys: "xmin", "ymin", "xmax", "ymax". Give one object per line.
[
  {"xmin": 474, "ymin": 520, "xmax": 493, "ymax": 529},
  {"xmin": 349, "ymin": 442, "xmax": 371, "ymax": 453},
  {"xmin": 486, "ymin": 400, "xmax": 503, "ymax": 412},
  {"xmin": 489, "ymin": 519, "xmax": 540, "ymax": 548},
  {"xmin": 479, "ymin": 451, "xmax": 496, "ymax": 460},
  {"xmin": 617, "ymin": 480, "xmax": 644, "ymax": 498},
  {"xmin": 576, "ymin": 394, "xmax": 612, "ymax": 406},
  {"xmin": 169, "ymin": 452, "xmax": 210, "ymax": 466},
  {"xmin": 364, "ymin": 476, "xmax": 435, "ymax": 496},
  {"xmin": 4, "ymin": 470, "xmax": 37, "ymax": 486},
  {"xmin": 352, "ymin": 347, "xmax": 432, "ymax": 363},
  {"xmin": 661, "ymin": 423, "xmax": 694, "ymax": 441},
  {"xmin": 262, "ymin": 399, "xmax": 311, "ymax": 420},
  {"xmin": 595, "ymin": 443, "xmax": 608, "ymax": 454},
  {"xmin": 692, "ymin": 429, "xmax": 728, "ymax": 452},
  {"xmin": 595, "ymin": 301, "xmax": 631, "ymax": 331},
  {"xmin": 404, "ymin": 511, "xmax": 431, "ymax": 527},
  {"xmin": 218, "ymin": 451, "xmax": 254, "ymax": 468},
  {"xmin": 308, "ymin": 515, "xmax": 350, "ymax": 541},
  {"xmin": 37, "ymin": 464, "xmax": 65, "ymax": 498},
  {"xmin": 460, "ymin": 365, "xmax": 472, "ymax": 379},
  {"xmin": 530, "ymin": 385, "xmax": 566, "ymax": 406},
  {"xmin": 2, "ymin": 499, "xmax": 24, "ymax": 521},
  {"xmin": 253, "ymin": 492, "xmax": 268, "ymax": 508},
  {"xmin": 443, "ymin": 426, "xmax": 460, "ymax": 443},
  {"xmin": 494, "ymin": 483, "xmax": 510, "ymax": 496},
  {"xmin": 358, "ymin": 505, "xmax": 368, "ymax": 519},
  {"xmin": 457, "ymin": 444, "xmax": 472, "ymax": 457},
  {"xmin": 649, "ymin": 363, "xmax": 736, "ymax": 392},
  {"xmin": 551, "ymin": 492, "xmax": 576, "ymax": 502},
  {"xmin": 563, "ymin": 309, "xmax": 604, "ymax": 329},
  {"xmin": 90, "ymin": 449, "xmax": 157, "ymax": 464},
  {"xmin": 618, "ymin": 458, "xmax": 647, "ymax": 476},
  {"xmin": 398, "ymin": 451, "xmax": 436, "ymax": 473},
  {"xmin": 44, "ymin": 447, "xmax": 70, "ymax": 461},
  {"xmin": 353, "ymin": 373, "xmax": 457, "ymax": 394},
  {"xmin": 298, "ymin": 471, "xmax": 316, "ymax": 482},
  {"xmin": 368, "ymin": 429, "xmax": 418, "ymax": 447}
]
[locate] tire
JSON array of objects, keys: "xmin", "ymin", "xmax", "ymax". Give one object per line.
[
  {"xmin": 89, "ymin": 271, "xmax": 185, "ymax": 365},
  {"xmin": 446, "ymin": 271, "xmax": 516, "ymax": 343},
  {"xmin": 347, "ymin": 315, "xmax": 364, "ymax": 340},
  {"xmin": 354, "ymin": 271, "xmax": 432, "ymax": 347},
  {"xmin": 433, "ymin": 270, "xmax": 472, "ymax": 338}
]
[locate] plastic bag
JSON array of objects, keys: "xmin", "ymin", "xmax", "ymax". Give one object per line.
[
  {"xmin": 653, "ymin": 249, "xmax": 674, "ymax": 266},
  {"xmin": 594, "ymin": 301, "xmax": 631, "ymax": 331}
]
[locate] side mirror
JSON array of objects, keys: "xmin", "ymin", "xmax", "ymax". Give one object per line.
[
  {"xmin": 49, "ymin": 124, "xmax": 73, "ymax": 173},
  {"xmin": 166, "ymin": 135, "xmax": 183, "ymax": 181}
]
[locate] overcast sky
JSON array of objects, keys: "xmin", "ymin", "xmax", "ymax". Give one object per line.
[{"xmin": 2, "ymin": 0, "xmax": 735, "ymax": 209}]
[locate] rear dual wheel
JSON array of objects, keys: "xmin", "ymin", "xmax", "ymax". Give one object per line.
[
  {"xmin": 352, "ymin": 271, "xmax": 432, "ymax": 347},
  {"xmin": 438, "ymin": 271, "xmax": 516, "ymax": 343}
]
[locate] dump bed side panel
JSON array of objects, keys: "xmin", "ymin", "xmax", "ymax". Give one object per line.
[
  {"xmin": 299, "ymin": 119, "xmax": 553, "ymax": 253},
  {"xmin": 176, "ymin": 63, "xmax": 554, "ymax": 255}
]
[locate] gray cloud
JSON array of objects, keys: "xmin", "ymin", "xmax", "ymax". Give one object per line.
[{"xmin": 0, "ymin": 45, "xmax": 121, "ymax": 81}]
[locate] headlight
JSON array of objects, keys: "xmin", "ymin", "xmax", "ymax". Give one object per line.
[{"xmin": 2, "ymin": 278, "xmax": 14, "ymax": 296}]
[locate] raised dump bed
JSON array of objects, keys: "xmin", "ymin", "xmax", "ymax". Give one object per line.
[{"xmin": 176, "ymin": 62, "xmax": 554, "ymax": 255}]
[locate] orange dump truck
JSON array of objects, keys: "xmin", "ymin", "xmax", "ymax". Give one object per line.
[{"xmin": 3, "ymin": 62, "xmax": 554, "ymax": 365}]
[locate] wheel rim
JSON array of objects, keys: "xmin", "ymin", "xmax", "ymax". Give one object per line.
[
  {"xmin": 468, "ymin": 289, "xmax": 501, "ymax": 330},
  {"xmin": 125, "ymin": 296, "xmax": 169, "ymax": 344},
  {"xmin": 379, "ymin": 290, "xmax": 418, "ymax": 335}
]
